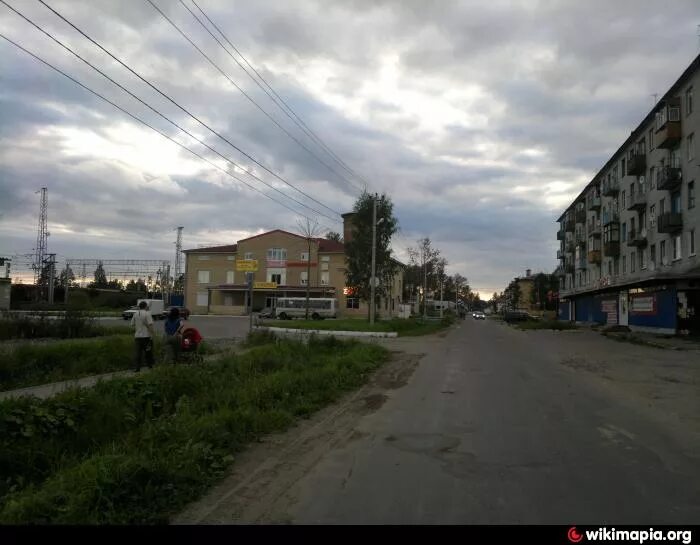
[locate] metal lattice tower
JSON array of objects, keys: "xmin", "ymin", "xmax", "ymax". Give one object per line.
[
  {"xmin": 175, "ymin": 226, "xmax": 184, "ymax": 280},
  {"xmin": 33, "ymin": 187, "xmax": 48, "ymax": 286}
]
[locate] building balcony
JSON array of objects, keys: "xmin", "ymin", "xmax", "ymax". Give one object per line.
[
  {"xmin": 627, "ymin": 152, "xmax": 646, "ymax": 176},
  {"xmin": 588, "ymin": 195, "xmax": 601, "ymax": 211},
  {"xmin": 602, "ymin": 211, "xmax": 620, "ymax": 226},
  {"xmin": 626, "ymin": 230, "xmax": 648, "ymax": 247},
  {"xmin": 564, "ymin": 263, "xmax": 574, "ymax": 274},
  {"xmin": 657, "ymin": 212, "xmax": 683, "ymax": 234},
  {"xmin": 564, "ymin": 219, "xmax": 575, "ymax": 232},
  {"xmin": 656, "ymin": 166, "xmax": 682, "ymax": 191},
  {"xmin": 626, "ymin": 191, "xmax": 647, "ymax": 211},
  {"xmin": 588, "ymin": 222, "xmax": 601, "ymax": 237},
  {"xmin": 557, "ymin": 249, "xmax": 564, "ymax": 260},
  {"xmin": 602, "ymin": 179, "xmax": 619, "ymax": 196},
  {"xmin": 557, "ymin": 229, "xmax": 565, "ymax": 240},
  {"xmin": 577, "ymin": 258, "xmax": 587, "ymax": 269},
  {"xmin": 565, "ymin": 241, "xmax": 575, "ymax": 253},
  {"xmin": 587, "ymin": 250, "xmax": 601, "ymax": 264},
  {"xmin": 656, "ymin": 120, "xmax": 681, "ymax": 149},
  {"xmin": 604, "ymin": 241, "xmax": 620, "ymax": 257},
  {"xmin": 575, "ymin": 208, "xmax": 587, "ymax": 224}
]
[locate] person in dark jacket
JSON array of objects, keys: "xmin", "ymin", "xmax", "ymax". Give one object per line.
[{"xmin": 163, "ymin": 307, "xmax": 184, "ymax": 364}]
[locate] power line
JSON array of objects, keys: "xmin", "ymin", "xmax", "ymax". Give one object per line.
[
  {"xmin": 36, "ymin": 0, "xmax": 343, "ymax": 221},
  {"xmin": 178, "ymin": 0, "xmax": 365, "ymax": 194},
  {"xmin": 189, "ymin": 0, "xmax": 369, "ymax": 191},
  {"xmin": 0, "ymin": 32, "xmax": 335, "ymax": 231},
  {"xmin": 2, "ymin": 0, "xmax": 338, "ymax": 223}
]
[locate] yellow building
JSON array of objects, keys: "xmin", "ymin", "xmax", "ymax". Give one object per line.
[{"xmin": 184, "ymin": 220, "xmax": 404, "ymax": 317}]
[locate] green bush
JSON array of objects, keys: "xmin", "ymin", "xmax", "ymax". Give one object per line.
[
  {"xmin": 515, "ymin": 319, "xmax": 577, "ymax": 331},
  {"xmin": 0, "ymin": 338, "xmax": 389, "ymax": 523},
  {"xmin": 0, "ymin": 311, "xmax": 127, "ymax": 341}
]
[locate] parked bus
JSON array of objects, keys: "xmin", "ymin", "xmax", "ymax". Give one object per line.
[{"xmin": 275, "ymin": 297, "xmax": 338, "ymax": 320}]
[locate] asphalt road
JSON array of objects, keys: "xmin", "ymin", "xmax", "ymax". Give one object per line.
[{"xmin": 184, "ymin": 317, "xmax": 700, "ymax": 524}]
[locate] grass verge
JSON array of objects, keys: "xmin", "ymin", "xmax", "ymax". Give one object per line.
[
  {"xmin": 0, "ymin": 311, "xmax": 131, "ymax": 341},
  {"xmin": 261, "ymin": 315, "xmax": 454, "ymax": 336},
  {"xmin": 0, "ymin": 336, "xmax": 389, "ymax": 523}
]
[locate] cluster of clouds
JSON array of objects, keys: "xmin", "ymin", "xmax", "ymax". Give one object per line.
[{"xmin": 1, "ymin": 0, "xmax": 698, "ymax": 295}]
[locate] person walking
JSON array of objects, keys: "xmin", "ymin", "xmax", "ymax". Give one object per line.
[
  {"xmin": 163, "ymin": 307, "xmax": 184, "ymax": 364},
  {"xmin": 131, "ymin": 300, "xmax": 155, "ymax": 372}
]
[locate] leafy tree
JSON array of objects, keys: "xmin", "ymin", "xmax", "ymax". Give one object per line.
[
  {"xmin": 344, "ymin": 192, "xmax": 399, "ymax": 319},
  {"xmin": 326, "ymin": 231, "xmax": 343, "ymax": 243},
  {"xmin": 57, "ymin": 266, "xmax": 76, "ymax": 288},
  {"xmin": 92, "ymin": 261, "xmax": 108, "ymax": 288},
  {"xmin": 407, "ymin": 237, "xmax": 441, "ymax": 315}
]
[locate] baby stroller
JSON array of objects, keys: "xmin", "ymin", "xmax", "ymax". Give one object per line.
[{"xmin": 180, "ymin": 326, "xmax": 204, "ymax": 364}]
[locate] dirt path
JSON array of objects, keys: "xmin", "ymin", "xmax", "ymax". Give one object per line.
[{"xmin": 172, "ymin": 350, "xmax": 423, "ymax": 524}]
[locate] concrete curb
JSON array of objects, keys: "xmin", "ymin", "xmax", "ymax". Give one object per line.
[{"xmin": 257, "ymin": 326, "xmax": 398, "ymax": 338}]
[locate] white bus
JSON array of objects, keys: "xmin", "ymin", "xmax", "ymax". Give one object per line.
[{"xmin": 275, "ymin": 297, "xmax": 338, "ymax": 320}]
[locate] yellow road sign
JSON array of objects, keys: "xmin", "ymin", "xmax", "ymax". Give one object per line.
[
  {"xmin": 254, "ymin": 282, "xmax": 278, "ymax": 289},
  {"xmin": 236, "ymin": 259, "xmax": 258, "ymax": 272}
]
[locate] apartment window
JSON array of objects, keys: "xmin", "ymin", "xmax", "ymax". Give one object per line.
[
  {"xmin": 650, "ymin": 166, "xmax": 656, "ymax": 190},
  {"xmin": 621, "ymin": 158, "xmax": 626, "ymax": 177},
  {"xmin": 300, "ymin": 271, "xmax": 308, "ymax": 285},
  {"xmin": 622, "ymin": 255, "xmax": 627, "ymax": 274},
  {"xmin": 196, "ymin": 291, "xmax": 208, "ymax": 307},
  {"xmin": 640, "ymin": 249, "xmax": 646, "ymax": 270},
  {"xmin": 688, "ymin": 133, "xmax": 695, "ymax": 162},
  {"xmin": 607, "ymin": 261, "xmax": 612, "ymax": 276},
  {"xmin": 673, "ymin": 235, "xmax": 682, "ymax": 260},
  {"xmin": 672, "ymin": 191, "xmax": 681, "ymax": 213},
  {"xmin": 267, "ymin": 248, "xmax": 287, "ymax": 261},
  {"xmin": 346, "ymin": 297, "xmax": 360, "ymax": 309},
  {"xmin": 244, "ymin": 252, "xmax": 253, "ymax": 260},
  {"xmin": 639, "ymin": 211, "xmax": 646, "ymax": 230},
  {"xmin": 661, "ymin": 240, "xmax": 667, "ymax": 263},
  {"xmin": 270, "ymin": 273, "xmax": 282, "ymax": 284},
  {"xmin": 321, "ymin": 262, "xmax": 329, "ymax": 271},
  {"xmin": 301, "ymin": 251, "xmax": 310, "ymax": 262},
  {"xmin": 650, "ymin": 244, "xmax": 656, "ymax": 265},
  {"xmin": 621, "ymin": 190, "xmax": 626, "ymax": 208},
  {"xmin": 630, "ymin": 251, "xmax": 636, "ymax": 272},
  {"xmin": 321, "ymin": 272, "xmax": 329, "ymax": 285},
  {"xmin": 687, "ymin": 86, "xmax": 693, "ymax": 115},
  {"xmin": 690, "ymin": 229, "xmax": 696, "ymax": 255},
  {"xmin": 689, "ymin": 181, "xmax": 696, "ymax": 209},
  {"xmin": 613, "ymin": 259, "xmax": 619, "ymax": 276},
  {"xmin": 197, "ymin": 255, "xmax": 210, "ymax": 261},
  {"xmin": 650, "ymin": 204, "xmax": 656, "ymax": 227},
  {"xmin": 226, "ymin": 271, "xmax": 235, "ymax": 284},
  {"xmin": 622, "ymin": 222, "xmax": 627, "ymax": 242},
  {"xmin": 660, "ymin": 198, "xmax": 666, "ymax": 215},
  {"xmin": 197, "ymin": 270, "xmax": 211, "ymax": 284},
  {"xmin": 648, "ymin": 128, "xmax": 654, "ymax": 151},
  {"xmin": 638, "ymin": 138, "xmax": 646, "ymax": 154}
]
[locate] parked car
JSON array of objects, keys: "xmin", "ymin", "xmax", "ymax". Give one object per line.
[
  {"xmin": 122, "ymin": 305, "xmax": 138, "ymax": 320},
  {"xmin": 472, "ymin": 311, "xmax": 486, "ymax": 320},
  {"xmin": 162, "ymin": 306, "xmax": 190, "ymax": 320},
  {"xmin": 258, "ymin": 307, "xmax": 275, "ymax": 319}
]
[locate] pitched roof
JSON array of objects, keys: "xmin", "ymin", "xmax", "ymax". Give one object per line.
[
  {"xmin": 317, "ymin": 239, "xmax": 345, "ymax": 253},
  {"xmin": 237, "ymin": 229, "xmax": 306, "ymax": 243},
  {"xmin": 183, "ymin": 244, "xmax": 238, "ymax": 254}
]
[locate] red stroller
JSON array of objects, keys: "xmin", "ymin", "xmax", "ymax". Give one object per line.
[{"xmin": 180, "ymin": 326, "xmax": 204, "ymax": 364}]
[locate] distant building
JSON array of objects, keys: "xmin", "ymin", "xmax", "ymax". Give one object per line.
[
  {"xmin": 556, "ymin": 54, "xmax": 700, "ymax": 335},
  {"xmin": 183, "ymin": 214, "xmax": 404, "ymax": 317}
]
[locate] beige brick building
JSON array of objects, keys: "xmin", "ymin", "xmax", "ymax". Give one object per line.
[{"xmin": 184, "ymin": 219, "xmax": 404, "ymax": 317}]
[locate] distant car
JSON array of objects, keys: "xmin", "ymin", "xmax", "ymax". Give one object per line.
[
  {"xmin": 162, "ymin": 306, "xmax": 190, "ymax": 320},
  {"xmin": 473, "ymin": 311, "xmax": 486, "ymax": 320},
  {"xmin": 258, "ymin": 307, "xmax": 275, "ymax": 319},
  {"xmin": 122, "ymin": 305, "xmax": 138, "ymax": 320}
]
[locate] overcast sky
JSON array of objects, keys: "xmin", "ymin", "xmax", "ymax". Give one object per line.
[{"xmin": 1, "ymin": 0, "xmax": 699, "ymax": 296}]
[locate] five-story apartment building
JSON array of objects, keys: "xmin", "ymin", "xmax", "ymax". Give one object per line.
[{"xmin": 557, "ymin": 54, "xmax": 699, "ymax": 335}]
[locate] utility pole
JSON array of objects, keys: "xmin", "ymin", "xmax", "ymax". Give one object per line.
[
  {"xmin": 370, "ymin": 193, "xmax": 377, "ymax": 325},
  {"xmin": 33, "ymin": 187, "xmax": 49, "ymax": 298},
  {"xmin": 63, "ymin": 263, "xmax": 70, "ymax": 304},
  {"xmin": 174, "ymin": 226, "xmax": 183, "ymax": 292},
  {"xmin": 422, "ymin": 248, "xmax": 427, "ymax": 321}
]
